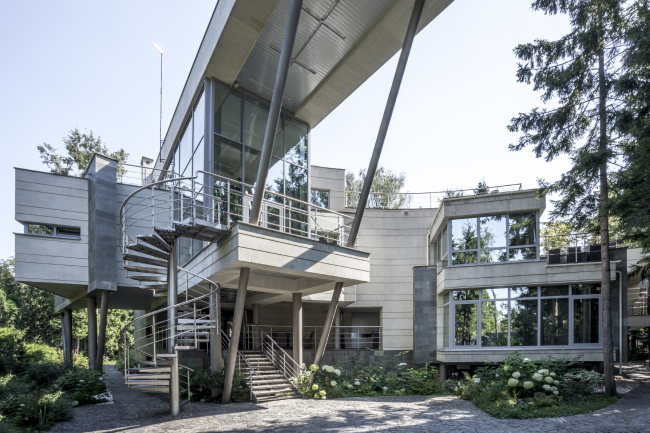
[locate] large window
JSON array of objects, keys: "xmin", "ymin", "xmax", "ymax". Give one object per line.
[
  {"xmin": 450, "ymin": 213, "xmax": 538, "ymax": 266},
  {"xmin": 450, "ymin": 284, "xmax": 600, "ymax": 348}
]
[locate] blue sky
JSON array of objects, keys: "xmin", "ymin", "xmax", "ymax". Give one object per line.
[{"xmin": 0, "ymin": 0, "xmax": 572, "ymax": 259}]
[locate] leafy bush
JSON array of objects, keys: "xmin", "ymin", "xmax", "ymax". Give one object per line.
[
  {"xmin": 449, "ymin": 351, "xmax": 619, "ymax": 419},
  {"xmin": 0, "ymin": 328, "xmax": 25, "ymax": 374},
  {"xmin": 24, "ymin": 362, "xmax": 68, "ymax": 387},
  {"xmin": 52, "ymin": 368, "xmax": 106, "ymax": 406},
  {"xmin": 22, "ymin": 343, "xmax": 60, "ymax": 365},
  {"xmin": 185, "ymin": 368, "xmax": 249, "ymax": 403},
  {"xmin": 298, "ymin": 350, "xmax": 445, "ymax": 400}
]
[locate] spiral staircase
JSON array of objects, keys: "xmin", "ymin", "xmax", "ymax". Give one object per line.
[{"xmin": 118, "ymin": 175, "xmax": 307, "ymax": 414}]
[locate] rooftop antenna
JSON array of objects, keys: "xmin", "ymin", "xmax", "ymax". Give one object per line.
[{"xmin": 152, "ymin": 43, "xmax": 164, "ymax": 162}]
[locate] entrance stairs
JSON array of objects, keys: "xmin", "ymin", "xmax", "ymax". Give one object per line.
[{"xmin": 239, "ymin": 351, "xmax": 303, "ymax": 402}]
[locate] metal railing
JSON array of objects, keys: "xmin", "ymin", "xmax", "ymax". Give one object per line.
[
  {"xmin": 221, "ymin": 330, "xmax": 258, "ymax": 401},
  {"xmin": 117, "ymin": 163, "xmax": 173, "ymax": 187},
  {"xmin": 245, "ymin": 325, "xmax": 382, "ymax": 351},
  {"xmin": 245, "ymin": 325, "xmax": 306, "ymax": 381},
  {"xmin": 344, "ymin": 183, "xmax": 523, "ymax": 210},
  {"xmin": 120, "ymin": 268, "xmax": 219, "ymax": 406},
  {"xmin": 119, "ymin": 172, "xmax": 356, "ymax": 258}
]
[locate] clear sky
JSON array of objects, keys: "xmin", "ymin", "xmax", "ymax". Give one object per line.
[{"xmin": 0, "ymin": 0, "xmax": 572, "ymax": 260}]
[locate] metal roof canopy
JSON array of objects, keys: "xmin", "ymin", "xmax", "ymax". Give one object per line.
[{"xmin": 157, "ymin": 0, "xmax": 454, "ymax": 171}]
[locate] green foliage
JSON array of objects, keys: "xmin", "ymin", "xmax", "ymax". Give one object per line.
[
  {"xmin": 52, "ymin": 368, "xmax": 107, "ymax": 406},
  {"xmin": 0, "ymin": 328, "xmax": 25, "ymax": 375},
  {"xmin": 185, "ymin": 368, "xmax": 248, "ymax": 403},
  {"xmin": 22, "ymin": 343, "xmax": 60, "ymax": 365},
  {"xmin": 300, "ymin": 351, "xmax": 446, "ymax": 400},
  {"xmin": 37, "ymin": 128, "xmax": 129, "ymax": 177},
  {"xmin": 449, "ymin": 351, "xmax": 617, "ymax": 419},
  {"xmin": 346, "ymin": 167, "xmax": 412, "ymax": 209},
  {"xmin": 0, "ymin": 260, "xmax": 59, "ymax": 346}
]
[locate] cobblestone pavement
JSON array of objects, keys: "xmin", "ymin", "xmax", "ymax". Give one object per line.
[{"xmin": 49, "ymin": 364, "xmax": 650, "ymax": 433}]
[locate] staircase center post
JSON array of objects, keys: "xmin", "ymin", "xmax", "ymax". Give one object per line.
[{"xmin": 168, "ymin": 240, "xmax": 178, "ymax": 354}]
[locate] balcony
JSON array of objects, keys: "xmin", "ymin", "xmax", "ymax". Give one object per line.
[{"xmin": 542, "ymin": 233, "xmax": 618, "ymax": 265}]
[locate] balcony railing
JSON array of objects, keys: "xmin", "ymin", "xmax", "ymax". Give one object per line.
[
  {"xmin": 344, "ymin": 183, "xmax": 523, "ymax": 210},
  {"xmin": 242, "ymin": 325, "xmax": 382, "ymax": 351},
  {"xmin": 116, "ymin": 163, "xmax": 172, "ymax": 186}
]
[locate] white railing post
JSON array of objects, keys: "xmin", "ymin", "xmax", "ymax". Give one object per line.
[
  {"xmin": 153, "ymin": 315, "xmax": 157, "ymax": 361},
  {"xmin": 151, "ymin": 185, "xmax": 155, "ymax": 229},
  {"xmin": 170, "ymin": 183, "xmax": 175, "ymax": 225},
  {"xmin": 227, "ymin": 181, "xmax": 231, "ymax": 224}
]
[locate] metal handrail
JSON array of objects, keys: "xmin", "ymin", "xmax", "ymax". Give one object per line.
[{"xmin": 251, "ymin": 324, "xmax": 305, "ymax": 378}]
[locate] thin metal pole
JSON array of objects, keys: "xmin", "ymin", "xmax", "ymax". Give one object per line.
[
  {"xmin": 249, "ymin": 0, "xmax": 303, "ymax": 225},
  {"xmin": 159, "ymin": 52, "xmax": 163, "ymax": 161},
  {"xmin": 170, "ymin": 353, "xmax": 180, "ymax": 415},
  {"xmin": 222, "ymin": 267, "xmax": 250, "ymax": 403},
  {"xmin": 168, "ymin": 241, "xmax": 178, "ymax": 353},
  {"xmin": 346, "ymin": 0, "xmax": 425, "ymax": 248},
  {"xmin": 87, "ymin": 297, "xmax": 97, "ymax": 370},
  {"xmin": 153, "ymin": 315, "xmax": 157, "ymax": 361}
]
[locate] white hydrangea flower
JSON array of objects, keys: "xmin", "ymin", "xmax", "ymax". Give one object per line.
[
  {"xmin": 322, "ymin": 396, "xmax": 327, "ymax": 400},
  {"xmin": 523, "ymin": 381, "xmax": 534, "ymax": 389},
  {"xmin": 508, "ymin": 378, "xmax": 519, "ymax": 387},
  {"xmin": 309, "ymin": 364, "xmax": 319, "ymax": 372},
  {"xmin": 354, "ymin": 381, "xmax": 360, "ymax": 386},
  {"xmin": 383, "ymin": 386, "xmax": 388, "ymax": 393},
  {"xmin": 322, "ymin": 365, "xmax": 328, "ymax": 371},
  {"xmin": 553, "ymin": 380, "xmax": 560, "ymax": 385},
  {"xmin": 312, "ymin": 384, "xmax": 318, "ymax": 391},
  {"xmin": 553, "ymin": 391, "xmax": 559, "ymax": 395},
  {"xmin": 319, "ymin": 390, "xmax": 326, "ymax": 396},
  {"xmin": 503, "ymin": 365, "xmax": 511, "ymax": 371},
  {"xmin": 532, "ymin": 373, "xmax": 543, "ymax": 381},
  {"xmin": 543, "ymin": 384, "xmax": 552, "ymax": 391},
  {"xmin": 326, "ymin": 366, "xmax": 335, "ymax": 373},
  {"xmin": 330, "ymin": 381, "xmax": 337, "ymax": 387},
  {"xmin": 545, "ymin": 376, "xmax": 554, "ymax": 384},
  {"xmin": 399, "ymin": 363, "xmax": 407, "ymax": 367},
  {"xmin": 523, "ymin": 358, "xmax": 531, "ymax": 363},
  {"xmin": 512, "ymin": 371, "xmax": 521, "ymax": 379},
  {"xmin": 334, "ymin": 369, "xmax": 341, "ymax": 376},
  {"xmin": 550, "ymin": 372, "xmax": 556, "ymax": 377}
]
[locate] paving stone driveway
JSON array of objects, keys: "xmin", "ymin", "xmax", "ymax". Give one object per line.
[{"xmin": 49, "ymin": 365, "xmax": 650, "ymax": 433}]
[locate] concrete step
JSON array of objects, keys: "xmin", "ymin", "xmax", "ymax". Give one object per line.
[
  {"xmin": 137, "ymin": 233, "xmax": 171, "ymax": 253},
  {"xmin": 128, "ymin": 274, "xmax": 167, "ymax": 282},
  {"xmin": 255, "ymin": 393, "xmax": 303, "ymax": 403},
  {"xmin": 125, "ymin": 242, "xmax": 170, "ymax": 260},
  {"xmin": 251, "ymin": 374, "xmax": 285, "ymax": 381},
  {"xmin": 126, "ymin": 374, "xmax": 171, "ymax": 379},
  {"xmin": 138, "ymin": 360, "xmax": 173, "ymax": 366},
  {"xmin": 127, "ymin": 379, "xmax": 170, "ymax": 386},
  {"xmin": 123, "ymin": 254, "xmax": 168, "ymax": 268},
  {"xmin": 127, "ymin": 367, "xmax": 171, "ymax": 373},
  {"xmin": 253, "ymin": 387, "xmax": 298, "ymax": 396},
  {"xmin": 253, "ymin": 383, "xmax": 295, "ymax": 391},
  {"xmin": 130, "ymin": 385, "xmax": 169, "ymax": 393},
  {"xmin": 124, "ymin": 264, "xmax": 167, "ymax": 275}
]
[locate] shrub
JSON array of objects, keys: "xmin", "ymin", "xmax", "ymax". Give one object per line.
[
  {"xmin": 52, "ymin": 368, "xmax": 106, "ymax": 406},
  {"xmin": 185, "ymin": 368, "xmax": 249, "ymax": 403},
  {"xmin": 563, "ymin": 370, "xmax": 604, "ymax": 395},
  {"xmin": 22, "ymin": 343, "xmax": 60, "ymax": 365},
  {"xmin": 0, "ymin": 328, "xmax": 25, "ymax": 374},
  {"xmin": 24, "ymin": 362, "xmax": 68, "ymax": 387}
]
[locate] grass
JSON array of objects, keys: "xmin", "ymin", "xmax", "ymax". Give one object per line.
[{"xmin": 473, "ymin": 393, "xmax": 619, "ymax": 419}]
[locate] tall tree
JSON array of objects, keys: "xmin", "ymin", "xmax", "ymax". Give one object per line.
[
  {"xmin": 346, "ymin": 167, "xmax": 411, "ymax": 209},
  {"xmin": 508, "ymin": 0, "xmax": 628, "ymax": 395},
  {"xmin": 612, "ymin": 0, "xmax": 650, "ymax": 281},
  {"xmin": 38, "ymin": 128, "xmax": 129, "ymax": 177}
]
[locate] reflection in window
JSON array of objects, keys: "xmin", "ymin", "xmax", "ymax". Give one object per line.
[
  {"xmin": 480, "ymin": 215, "xmax": 506, "ymax": 248},
  {"xmin": 284, "ymin": 117, "xmax": 308, "ymax": 167},
  {"xmin": 509, "ymin": 247, "xmax": 536, "ymax": 261},
  {"xmin": 541, "ymin": 298, "xmax": 569, "ymax": 345},
  {"xmin": 511, "ymin": 299, "xmax": 537, "ymax": 346},
  {"xmin": 214, "ymin": 87, "xmax": 242, "ymax": 142},
  {"xmin": 481, "ymin": 301, "xmax": 508, "ymax": 346},
  {"xmin": 28, "ymin": 224, "xmax": 54, "ymax": 235},
  {"xmin": 193, "ymin": 92, "xmax": 205, "ymax": 149},
  {"xmin": 574, "ymin": 298, "xmax": 599, "ymax": 344},
  {"xmin": 455, "ymin": 304, "xmax": 477, "ymax": 346},
  {"xmin": 480, "ymin": 249, "xmax": 507, "ymax": 263},
  {"xmin": 573, "ymin": 284, "xmax": 601, "ymax": 295},
  {"xmin": 509, "ymin": 212, "xmax": 536, "ymax": 246},
  {"xmin": 541, "ymin": 286, "xmax": 569, "ymax": 297},
  {"xmin": 452, "ymin": 218, "xmax": 478, "ymax": 251},
  {"xmin": 244, "ymin": 97, "xmax": 270, "ymax": 152},
  {"xmin": 511, "ymin": 287, "xmax": 537, "ymax": 298},
  {"xmin": 452, "ymin": 251, "xmax": 478, "ymax": 265},
  {"xmin": 481, "ymin": 288, "xmax": 509, "ymax": 299},
  {"xmin": 311, "ymin": 190, "xmax": 329, "ymax": 208},
  {"xmin": 453, "ymin": 290, "xmax": 479, "ymax": 301}
]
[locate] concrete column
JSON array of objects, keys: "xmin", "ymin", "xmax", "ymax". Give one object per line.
[
  {"xmin": 222, "ymin": 267, "xmax": 250, "ymax": 403},
  {"xmin": 252, "ymin": 303, "xmax": 261, "ymax": 350},
  {"xmin": 62, "ymin": 309, "xmax": 73, "ymax": 364},
  {"xmin": 292, "ymin": 293, "xmax": 303, "ymax": 367},
  {"xmin": 95, "ymin": 290, "xmax": 109, "ymax": 372},
  {"xmin": 334, "ymin": 307, "xmax": 341, "ymax": 350},
  {"xmin": 312, "ymin": 282, "xmax": 343, "ymax": 376},
  {"xmin": 168, "ymin": 240, "xmax": 178, "ymax": 354},
  {"xmin": 87, "ymin": 297, "xmax": 97, "ymax": 370},
  {"xmin": 210, "ymin": 288, "xmax": 223, "ymax": 398},
  {"xmin": 438, "ymin": 362, "xmax": 447, "ymax": 382}
]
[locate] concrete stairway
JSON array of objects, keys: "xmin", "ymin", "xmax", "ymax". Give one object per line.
[{"xmin": 239, "ymin": 351, "xmax": 303, "ymax": 402}]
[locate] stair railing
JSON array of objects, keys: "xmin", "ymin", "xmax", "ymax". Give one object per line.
[
  {"xmin": 221, "ymin": 330, "xmax": 258, "ymax": 401},
  {"xmin": 247, "ymin": 325, "xmax": 306, "ymax": 383}
]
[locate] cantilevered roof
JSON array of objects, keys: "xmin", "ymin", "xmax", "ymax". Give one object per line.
[{"xmin": 157, "ymin": 0, "xmax": 454, "ymax": 171}]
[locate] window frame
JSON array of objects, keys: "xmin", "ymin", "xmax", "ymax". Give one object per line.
[
  {"xmin": 448, "ymin": 212, "xmax": 539, "ymax": 267},
  {"xmin": 448, "ymin": 284, "xmax": 601, "ymax": 350},
  {"xmin": 23, "ymin": 224, "xmax": 81, "ymax": 239}
]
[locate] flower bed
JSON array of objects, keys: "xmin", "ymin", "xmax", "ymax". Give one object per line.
[
  {"xmin": 296, "ymin": 351, "xmax": 447, "ymax": 399},
  {"xmin": 450, "ymin": 351, "xmax": 619, "ymax": 419}
]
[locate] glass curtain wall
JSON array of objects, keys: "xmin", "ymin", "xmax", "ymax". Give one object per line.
[
  {"xmin": 169, "ymin": 80, "xmax": 309, "ymax": 265},
  {"xmin": 450, "ymin": 284, "xmax": 600, "ymax": 348},
  {"xmin": 450, "ymin": 213, "xmax": 538, "ymax": 265}
]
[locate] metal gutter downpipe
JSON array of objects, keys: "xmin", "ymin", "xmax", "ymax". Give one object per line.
[
  {"xmin": 249, "ymin": 0, "xmax": 303, "ymax": 226},
  {"xmin": 346, "ymin": 0, "xmax": 425, "ymax": 248}
]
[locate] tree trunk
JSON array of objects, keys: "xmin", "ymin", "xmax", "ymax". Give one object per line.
[{"xmin": 598, "ymin": 4, "xmax": 617, "ymax": 397}]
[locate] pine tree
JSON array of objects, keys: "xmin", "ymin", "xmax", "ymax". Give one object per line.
[{"xmin": 508, "ymin": 0, "xmax": 629, "ymax": 396}]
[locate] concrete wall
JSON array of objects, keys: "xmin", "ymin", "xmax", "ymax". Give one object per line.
[
  {"xmin": 311, "ymin": 166, "xmax": 346, "ymax": 210},
  {"xmin": 413, "ymin": 267, "xmax": 437, "ymax": 364},
  {"xmin": 14, "ymin": 168, "xmax": 89, "ymax": 298}
]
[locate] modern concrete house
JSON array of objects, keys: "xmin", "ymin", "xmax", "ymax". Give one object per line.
[{"xmin": 13, "ymin": 0, "xmax": 644, "ymax": 414}]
